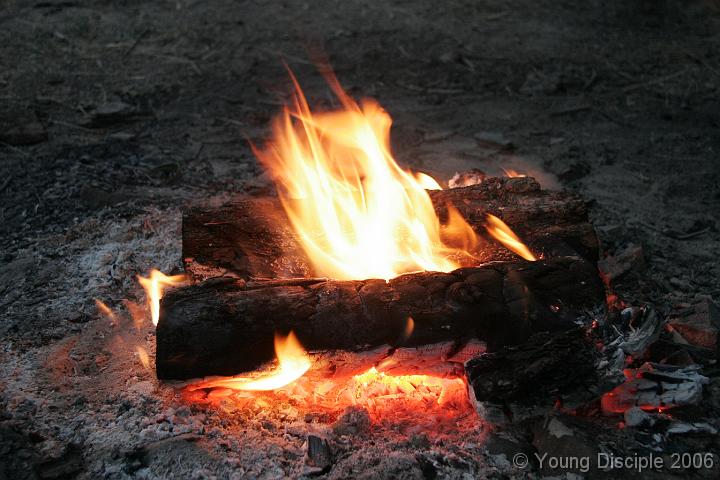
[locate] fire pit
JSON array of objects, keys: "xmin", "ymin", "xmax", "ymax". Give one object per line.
[{"xmin": 147, "ymin": 68, "xmax": 600, "ymax": 403}]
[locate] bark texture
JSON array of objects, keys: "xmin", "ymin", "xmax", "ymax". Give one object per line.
[
  {"xmin": 182, "ymin": 176, "xmax": 599, "ymax": 281},
  {"xmin": 157, "ymin": 256, "xmax": 603, "ymax": 379}
]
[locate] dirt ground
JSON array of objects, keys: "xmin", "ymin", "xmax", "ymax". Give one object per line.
[{"xmin": 1, "ymin": 1, "xmax": 719, "ymax": 479}]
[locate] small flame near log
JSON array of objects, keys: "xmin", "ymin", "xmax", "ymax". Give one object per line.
[
  {"xmin": 137, "ymin": 270, "xmax": 187, "ymax": 326},
  {"xmin": 186, "ymin": 361, "xmax": 471, "ymax": 424},
  {"xmin": 186, "ymin": 317, "xmax": 471, "ymax": 418},
  {"xmin": 485, "ymin": 214, "xmax": 537, "ymax": 261},
  {"xmin": 190, "ymin": 331, "xmax": 312, "ymax": 391}
]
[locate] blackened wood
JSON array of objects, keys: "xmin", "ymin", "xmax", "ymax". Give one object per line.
[
  {"xmin": 182, "ymin": 176, "xmax": 598, "ymax": 281},
  {"xmin": 157, "ymin": 256, "xmax": 603, "ymax": 379},
  {"xmin": 464, "ymin": 328, "xmax": 602, "ymax": 422}
]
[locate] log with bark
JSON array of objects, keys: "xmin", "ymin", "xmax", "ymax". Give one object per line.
[
  {"xmin": 182, "ymin": 176, "xmax": 599, "ymax": 281},
  {"xmin": 157, "ymin": 256, "xmax": 604, "ymax": 379}
]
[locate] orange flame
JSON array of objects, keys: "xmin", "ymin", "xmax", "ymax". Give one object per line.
[
  {"xmin": 501, "ymin": 167, "xmax": 526, "ymax": 178},
  {"xmin": 485, "ymin": 214, "xmax": 537, "ymax": 261},
  {"xmin": 441, "ymin": 204, "xmax": 479, "ymax": 252},
  {"xmin": 136, "ymin": 346, "xmax": 151, "ymax": 370},
  {"xmin": 400, "ymin": 317, "xmax": 415, "ymax": 343},
  {"xmin": 415, "ymin": 172, "xmax": 443, "ymax": 190},
  {"xmin": 253, "ymin": 68, "xmax": 477, "ymax": 280},
  {"xmin": 192, "ymin": 331, "xmax": 311, "ymax": 391},
  {"xmin": 94, "ymin": 299, "xmax": 117, "ymax": 325},
  {"xmin": 137, "ymin": 270, "xmax": 187, "ymax": 326}
]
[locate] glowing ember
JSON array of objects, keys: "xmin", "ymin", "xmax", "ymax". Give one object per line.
[
  {"xmin": 253, "ymin": 68, "xmax": 478, "ymax": 280},
  {"xmin": 485, "ymin": 214, "xmax": 537, "ymax": 261},
  {"xmin": 191, "ymin": 331, "xmax": 311, "ymax": 391},
  {"xmin": 137, "ymin": 269, "xmax": 187, "ymax": 326},
  {"xmin": 349, "ymin": 367, "xmax": 467, "ymax": 409},
  {"xmin": 187, "ymin": 364, "xmax": 471, "ymax": 426}
]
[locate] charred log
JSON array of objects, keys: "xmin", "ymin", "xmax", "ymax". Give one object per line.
[
  {"xmin": 157, "ymin": 256, "xmax": 603, "ymax": 379},
  {"xmin": 182, "ymin": 176, "xmax": 599, "ymax": 281},
  {"xmin": 464, "ymin": 328, "xmax": 608, "ymax": 423}
]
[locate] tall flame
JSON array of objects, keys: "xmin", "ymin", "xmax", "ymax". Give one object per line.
[
  {"xmin": 191, "ymin": 331, "xmax": 311, "ymax": 391},
  {"xmin": 254, "ymin": 68, "xmax": 477, "ymax": 280},
  {"xmin": 137, "ymin": 270, "xmax": 187, "ymax": 326},
  {"xmin": 485, "ymin": 214, "xmax": 537, "ymax": 261}
]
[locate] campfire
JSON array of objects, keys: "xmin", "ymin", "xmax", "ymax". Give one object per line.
[
  {"xmin": 5, "ymin": 1, "xmax": 720, "ymax": 477},
  {"xmin": 90, "ymin": 64, "xmax": 715, "ymax": 475},
  {"xmin": 124, "ymin": 66, "xmax": 607, "ymax": 421}
]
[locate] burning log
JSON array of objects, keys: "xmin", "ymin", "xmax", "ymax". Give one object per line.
[
  {"xmin": 182, "ymin": 176, "xmax": 599, "ymax": 281},
  {"xmin": 156, "ymin": 256, "xmax": 604, "ymax": 379}
]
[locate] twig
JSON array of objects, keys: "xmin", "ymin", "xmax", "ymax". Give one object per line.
[
  {"xmin": 0, "ymin": 173, "xmax": 14, "ymax": 193},
  {"xmin": 396, "ymin": 81, "xmax": 465, "ymax": 94},
  {"xmin": 140, "ymin": 53, "xmax": 201, "ymax": 75},
  {"xmin": 0, "ymin": 142, "xmax": 30, "ymax": 158},
  {"xmin": 622, "ymin": 69, "xmax": 687, "ymax": 92},
  {"xmin": 664, "ymin": 227, "xmax": 711, "ymax": 241},
  {"xmin": 50, "ymin": 119, "xmax": 95, "ymax": 132},
  {"xmin": 124, "ymin": 28, "xmax": 148, "ymax": 58},
  {"xmin": 594, "ymin": 108, "xmax": 632, "ymax": 127},
  {"xmin": 583, "ymin": 69, "xmax": 598, "ymax": 90},
  {"xmin": 194, "ymin": 142, "xmax": 205, "ymax": 161},
  {"xmin": 684, "ymin": 50, "xmax": 720, "ymax": 78},
  {"xmin": 550, "ymin": 104, "xmax": 592, "ymax": 116}
]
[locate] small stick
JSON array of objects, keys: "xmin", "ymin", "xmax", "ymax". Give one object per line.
[
  {"xmin": 124, "ymin": 28, "xmax": 149, "ymax": 58},
  {"xmin": 622, "ymin": 69, "xmax": 687, "ymax": 92}
]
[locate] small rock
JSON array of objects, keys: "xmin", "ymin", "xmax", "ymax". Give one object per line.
[
  {"xmin": 332, "ymin": 406, "xmax": 371, "ymax": 437},
  {"xmin": 0, "ymin": 108, "xmax": 47, "ymax": 145}
]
